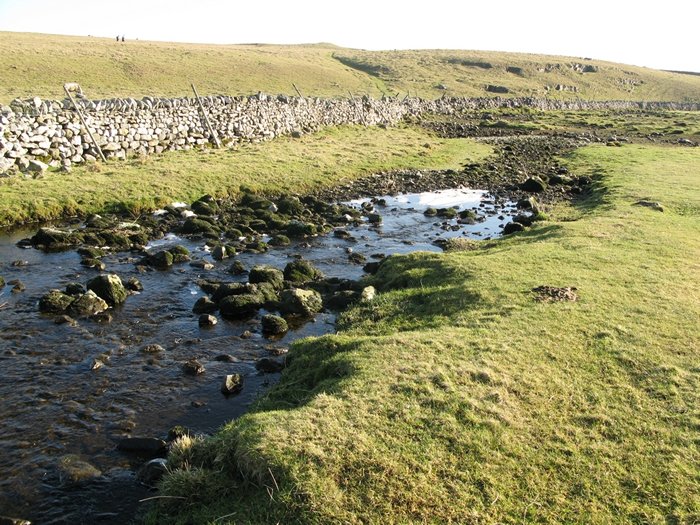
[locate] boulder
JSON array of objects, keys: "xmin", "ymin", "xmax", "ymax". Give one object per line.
[
  {"xmin": 261, "ymin": 314, "xmax": 288, "ymax": 336},
  {"xmin": 87, "ymin": 274, "xmax": 128, "ymax": 305},
  {"xmin": 31, "ymin": 227, "xmax": 75, "ymax": 249},
  {"xmin": 249, "ymin": 265, "xmax": 284, "ymax": 290},
  {"xmin": 503, "ymin": 222, "xmax": 525, "ymax": 235},
  {"xmin": 0, "ymin": 276, "xmax": 4, "ymax": 287},
  {"xmin": 283, "ymin": 259, "xmax": 323, "ymax": 284},
  {"xmin": 57, "ymin": 454, "xmax": 102, "ymax": 484},
  {"xmin": 27, "ymin": 159, "xmax": 48, "ymax": 173},
  {"xmin": 360, "ymin": 286, "xmax": 377, "ymax": 302},
  {"xmin": 169, "ymin": 245, "xmax": 190, "ymax": 263},
  {"xmin": 212, "ymin": 282, "xmax": 250, "ymax": 303},
  {"xmin": 221, "ymin": 374, "xmax": 244, "ymax": 395},
  {"xmin": 141, "ymin": 344, "xmax": 165, "ymax": 354},
  {"xmin": 255, "ymin": 357, "xmax": 285, "ymax": 373},
  {"xmin": 520, "ymin": 177, "xmax": 547, "ymax": 193},
  {"xmin": 125, "ymin": 277, "xmax": 143, "ymax": 292},
  {"xmin": 136, "ymin": 458, "xmax": 168, "ymax": 486},
  {"xmin": 39, "ymin": 290, "xmax": 74, "ymax": 313},
  {"xmin": 198, "ymin": 314, "xmax": 217, "ymax": 327},
  {"xmin": 67, "ymin": 290, "xmax": 109, "ymax": 317},
  {"xmin": 180, "ymin": 217, "xmax": 219, "ymax": 236},
  {"xmin": 193, "ymin": 296, "xmax": 218, "ymax": 314},
  {"xmin": 211, "ymin": 245, "xmax": 228, "ymax": 260},
  {"xmin": 327, "ymin": 290, "xmax": 359, "ymax": 310},
  {"xmin": 227, "ymin": 260, "xmax": 247, "ymax": 275},
  {"xmin": 117, "ymin": 437, "xmax": 167, "ymax": 456},
  {"xmin": 183, "ymin": 358, "xmax": 205, "ymax": 375},
  {"xmin": 218, "ymin": 292, "xmax": 265, "ymax": 319},
  {"xmin": 148, "ymin": 250, "xmax": 173, "ymax": 269},
  {"xmin": 279, "ymin": 288, "xmax": 323, "ymax": 317}
]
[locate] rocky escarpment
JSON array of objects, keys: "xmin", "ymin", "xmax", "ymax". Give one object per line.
[{"xmin": 1, "ymin": 94, "xmax": 698, "ymax": 175}]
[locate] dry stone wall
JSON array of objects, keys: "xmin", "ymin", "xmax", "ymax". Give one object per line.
[{"xmin": 1, "ymin": 93, "xmax": 698, "ymax": 174}]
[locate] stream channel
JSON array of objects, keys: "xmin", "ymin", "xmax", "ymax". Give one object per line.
[{"xmin": 0, "ymin": 187, "xmax": 520, "ymax": 524}]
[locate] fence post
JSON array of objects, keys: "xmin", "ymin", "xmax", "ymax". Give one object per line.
[
  {"xmin": 191, "ymin": 83, "xmax": 221, "ymax": 149},
  {"xmin": 63, "ymin": 83, "xmax": 107, "ymax": 163}
]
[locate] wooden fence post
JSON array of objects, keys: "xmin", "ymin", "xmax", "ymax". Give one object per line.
[
  {"xmin": 191, "ymin": 83, "xmax": 221, "ymax": 149},
  {"xmin": 63, "ymin": 83, "xmax": 107, "ymax": 163}
]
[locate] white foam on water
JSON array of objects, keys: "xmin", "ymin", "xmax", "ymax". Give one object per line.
[
  {"xmin": 145, "ymin": 233, "xmax": 182, "ymax": 250},
  {"xmin": 171, "ymin": 202, "xmax": 188, "ymax": 208},
  {"xmin": 351, "ymin": 188, "xmax": 487, "ymax": 210}
]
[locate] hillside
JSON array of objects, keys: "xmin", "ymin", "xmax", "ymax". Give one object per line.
[{"xmin": 1, "ymin": 31, "xmax": 699, "ymax": 103}]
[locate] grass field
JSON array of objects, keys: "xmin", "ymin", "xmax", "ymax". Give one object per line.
[
  {"xmin": 0, "ymin": 124, "xmax": 491, "ymax": 226},
  {"xmin": 149, "ymin": 143, "xmax": 700, "ymax": 524},
  {"xmin": 2, "ymin": 31, "xmax": 700, "ymax": 103}
]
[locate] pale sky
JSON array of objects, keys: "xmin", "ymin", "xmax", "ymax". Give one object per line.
[{"xmin": 0, "ymin": 0, "xmax": 698, "ymax": 72}]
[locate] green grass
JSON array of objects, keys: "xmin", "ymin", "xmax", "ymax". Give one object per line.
[
  {"xmin": 2, "ymin": 31, "xmax": 700, "ymax": 103},
  {"xmin": 150, "ymin": 143, "xmax": 700, "ymax": 524},
  {"xmin": 0, "ymin": 124, "xmax": 491, "ymax": 226}
]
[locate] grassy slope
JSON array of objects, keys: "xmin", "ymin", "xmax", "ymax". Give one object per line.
[
  {"xmin": 152, "ymin": 143, "xmax": 700, "ymax": 524},
  {"xmin": 2, "ymin": 31, "xmax": 700, "ymax": 103},
  {"xmin": 0, "ymin": 125, "xmax": 491, "ymax": 226},
  {"xmin": 336, "ymin": 49, "xmax": 700, "ymax": 101}
]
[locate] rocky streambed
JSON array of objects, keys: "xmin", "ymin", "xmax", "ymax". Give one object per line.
[{"xmin": 0, "ymin": 134, "xmax": 591, "ymax": 524}]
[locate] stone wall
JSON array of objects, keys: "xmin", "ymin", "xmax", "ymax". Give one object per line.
[{"xmin": 1, "ymin": 93, "xmax": 698, "ymax": 174}]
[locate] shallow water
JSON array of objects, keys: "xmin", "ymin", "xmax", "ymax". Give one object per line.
[{"xmin": 0, "ymin": 188, "xmax": 517, "ymax": 524}]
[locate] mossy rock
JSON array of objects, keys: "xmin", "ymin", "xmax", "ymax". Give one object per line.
[
  {"xmin": 284, "ymin": 259, "xmax": 323, "ymax": 284},
  {"xmin": 31, "ymin": 227, "xmax": 77, "ymax": 249},
  {"xmin": 67, "ymin": 290, "xmax": 109, "ymax": 317},
  {"xmin": 0, "ymin": 275, "xmax": 4, "ymax": 287},
  {"xmin": 212, "ymin": 282, "xmax": 251, "ymax": 303},
  {"xmin": 255, "ymin": 282, "xmax": 280, "ymax": 305},
  {"xmin": 279, "ymin": 288, "xmax": 323, "ymax": 317},
  {"xmin": 193, "ymin": 296, "xmax": 218, "ymax": 314},
  {"xmin": 87, "ymin": 274, "xmax": 128, "ymax": 305},
  {"xmin": 276, "ymin": 196, "xmax": 305, "ymax": 216},
  {"xmin": 169, "ymin": 244, "xmax": 190, "ymax": 258},
  {"xmin": 100, "ymin": 231, "xmax": 132, "ymax": 250},
  {"xmin": 39, "ymin": 289, "xmax": 74, "ymax": 313},
  {"xmin": 261, "ymin": 314, "xmax": 288, "ymax": 336},
  {"xmin": 286, "ymin": 221, "xmax": 317, "ymax": 238},
  {"xmin": 436, "ymin": 208, "xmax": 458, "ymax": 219},
  {"xmin": 248, "ymin": 219, "xmax": 268, "ymax": 233},
  {"xmin": 268, "ymin": 234, "xmax": 291, "ymax": 246},
  {"xmin": 424, "ymin": 207, "xmax": 438, "ymax": 217},
  {"xmin": 149, "ymin": 250, "xmax": 174, "ymax": 269},
  {"xmin": 180, "ymin": 217, "xmax": 219, "ymax": 236},
  {"xmin": 245, "ymin": 240, "xmax": 269, "ymax": 253},
  {"xmin": 520, "ymin": 177, "xmax": 547, "ymax": 193},
  {"xmin": 191, "ymin": 200, "xmax": 218, "ymax": 216},
  {"xmin": 249, "ymin": 265, "xmax": 285, "ymax": 290},
  {"xmin": 218, "ymin": 293, "xmax": 265, "ymax": 319},
  {"xmin": 77, "ymin": 247, "xmax": 105, "ymax": 259}
]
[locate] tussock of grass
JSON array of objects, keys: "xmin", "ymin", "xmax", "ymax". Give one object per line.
[
  {"xmin": 150, "ymin": 144, "xmax": 700, "ymax": 524},
  {"xmin": 0, "ymin": 125, "xmax": 491, "ymax": 226}
]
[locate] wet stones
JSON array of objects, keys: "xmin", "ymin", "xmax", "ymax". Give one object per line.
[
  {"xmin": 136, "ymin": 458, "xmax": 168, "ymax": 486},
  {"xmin": 39, "ymin": 290, "xmax": 74, "ymax": 313},
  {"xmin": 249, "ymin": 265, "xmax": 285, "ymax": 290},
  {"xmin": 520, "ymin": 177, "xmax": 548, "ymax": 193},
  {"xmin": 261, "ymin": 314, "xmax": 288, "ymax": 336},
  {"xmin": 57, "ymin": 454, "xmax": 102, "ymax": 484},
  {"xmin": 67, "ymin": 290, "xmax": 109, "ymax": 317},
  {"xmin": 192, "ymin": 296, "xmax": 218, "ymax": 314},
  {"xmin": 87, "ymin": 274, "xmax": 128, "ymax": 305},
  {"xmin": 117, "ymin": 437, "xmax": 168, "ymax": 456},
  {"xmin": 183, "ymin": 358, "xmax": 206, "ymax": 376},
  {"xmin": 198, "ymin": 314, "xmax": 218, "ymax": 327},
  {"xmin": 283, "ymin": 259, "xmax": 323, "ymax": 284},
  {"xmin": 255, "ymin": 357, "xmax": 285, "ymax": 373},
  {"xmin": 221, "ymin": 373, "xmax": 244, "ymax": 395},
  {"xmin": 218, "ymin": 292, "xmax": 265, "ymax": 319},
  {"xmin": 279, "ymin": 288, "xmax": 323, "ymax": 317},
  {"xmin": 30, "ymin": 226, "xmax": 78, "ymax": 251}
]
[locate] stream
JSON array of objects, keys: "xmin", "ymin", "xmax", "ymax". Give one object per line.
[{"xmin": 0, "ymin": 187, "xmax": 520, "ymax": 524}]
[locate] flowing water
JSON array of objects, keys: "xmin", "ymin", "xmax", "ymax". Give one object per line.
[{"xmin": 0, "ymin": 188, "xmax": 518, "ymax": 524}]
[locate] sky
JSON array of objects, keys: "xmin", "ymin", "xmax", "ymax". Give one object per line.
[{"xmin": 0, "ymin": 0, "xmax": 697, "ymax": 72}]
